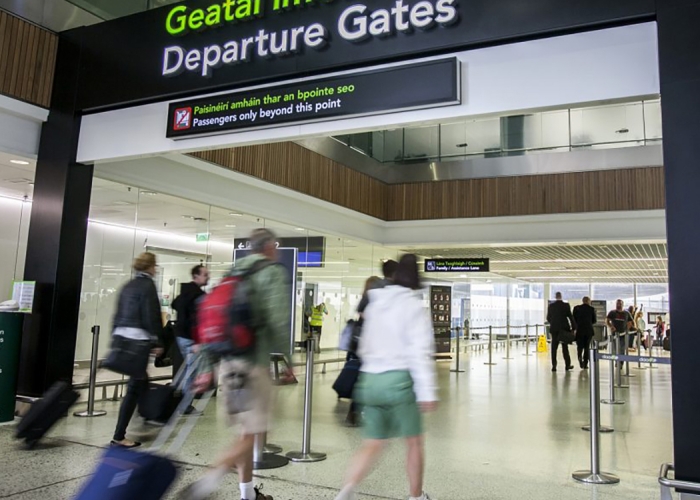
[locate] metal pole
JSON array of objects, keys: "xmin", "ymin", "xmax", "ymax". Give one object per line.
[
  {"xmin": 523, "ymin": 324, "xmax": 532, "ymax": 356},
  {"xmin": 254, "ymin": 433, "xmax": 289, "ymax": 469},
  {"xmin": 616, "ymin": 334, "xmax": 629, "ymax": 389},
  {"xmin": 624, "ymin": 332, "xmax": 634, "ymax": 378},
  {"xmin": 504, "ymin": 323, "xmax": 513, "ymax": 360},
  {"xmin": 582, "ymin": 343, "xmax": 614, "ymax": 433},
  {"xmin": 74, "ymin": 326, "xmax": 107, "ymax": 418},
  {"xmin": 573, "ymin": 342, "xmax": 620, "ymax": 484},
  {"xmin": 286, "ymin": 337, "xmax": 326, "ymax": 463},
  {"xmin": 485, "ymin": 326, "xmax": 496, "ymax": 365},
  {"xmin": 636, "ymin": 330, "xmax": 646, "ymax": 371},
  {"xmin": 602, "ymin": 335, "xmax": 625, "ymax": 405},
  {"xmin": 451, "ymin": 327, "xmax": 465, "ymax": 373}
]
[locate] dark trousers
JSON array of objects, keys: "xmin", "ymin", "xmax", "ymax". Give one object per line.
[
  {"xmin": 113, "ymin": 377, "xmax": 149, "ymax": 441},
  {"xmin": 551, "ymin": 332, "xmax": 572, "ymax": 369},
  {"xmin": 576, "ymin": 333, "xmax": 593, "ymax": 367}
]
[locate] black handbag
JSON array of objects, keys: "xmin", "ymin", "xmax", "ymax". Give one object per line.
[
  {"xmin": 559, "ymin": 330, "xmax": 576, "ymax": 344},
  {"xmin": 102, "ymin": 335, "xmax": 151, "ymax": 378}
]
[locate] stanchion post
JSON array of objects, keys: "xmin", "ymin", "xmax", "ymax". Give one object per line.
[
  {"xmin": 616, "ymin": 334, "xmax": 629, "ymax": 389},
  {"xmin": 451, "ymin": 327, "xmax": 465, "ymax": 373},
  {"xmin": 74, "ymin": 326, "xmax": 107, "ymax": 418},
  {"xmin": 624, "ymin": 334, "xmax": 634, "ymax": 378},
  {"xmin": 485, "ymin": 326, "xmax": 496, "ymax": 365},
  {"xmin": 504, "ymin": 324, "xmax": 513, "ymax": 360},
  {"xmin": 573, "ymin": 342, "xmax": 620, "ymax": 484},
  {"xmin": 286, "ymin": 337, "xmax": 327, "ymax": 463},
  {"xmin": 523, "ymin": 324, "xmax": 532, "ymax": 357},
  {"xmin": 602, "ymin": 335, "xmax": 625, "ymax": 405},
  {"xmin": 254, "ymin": 433, "xmax": 289, "ymax": 469}
]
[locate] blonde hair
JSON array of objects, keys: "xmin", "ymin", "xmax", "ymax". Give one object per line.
[{"xmin": 133, "ymin": 252, "xmax": 157, "ymax": 273}]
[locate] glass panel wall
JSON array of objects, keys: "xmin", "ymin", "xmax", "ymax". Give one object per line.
[{"xmin": 333, "ymin": 98, "xmax": 662, "ymax": 163}]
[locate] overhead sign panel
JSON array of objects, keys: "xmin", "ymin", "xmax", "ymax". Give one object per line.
[
  {"xmin": 424, "ymin": 258, "xmax": 490, "ymax": 273},
  {"xmin": 166, "ymin": 59, "xmax": 459, "ymax": 138},
  {"xmin": 70, "ymin": 0, "xmax": 655, "ymax": 111}
]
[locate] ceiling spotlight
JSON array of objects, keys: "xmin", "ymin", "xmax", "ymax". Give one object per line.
[
  {"xmin": 229, "ymin": 212, "xmax": 243, "ymax": 217},
  {"xmin": 10, "ymin": 159, "xmax": 30, "ymax": 165}
]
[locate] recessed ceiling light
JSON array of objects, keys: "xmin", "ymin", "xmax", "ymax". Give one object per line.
[
  {"xmin": 141, "ymin": 191, "xmax": 158, "ymax": 196},
  {"xmin": 229, "ymin": 212, "xmax": 243, "ymax": 217},
  {"xmin": 10, "ymin": 160, "xmax": 29, "ymax": 165},
  {"xmin": 225, "ymin": 224, "xmax": 236, "ymax": 228},
  {"xmin": 460, "ymin": 274, "xmax": 467, "ymax": 278},
  {"xmin": 295, "ymin": 227, "xmax": 305, "ymax": 231}
]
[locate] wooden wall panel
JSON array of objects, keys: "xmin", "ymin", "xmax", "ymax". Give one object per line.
[
  {"xmin": 192, "ymin": 143, "xmax": 388, "ymax": 220},
  {"xmin": 386, "ymin": 167, "xmax": 666, "ymax": 220},
  {"xmin": 0, "ymin": 11, "xmax": 57, "ymax": 108}
]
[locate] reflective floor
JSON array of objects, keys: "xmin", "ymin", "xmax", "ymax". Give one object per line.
[{"xmin": 1, "ymin": 343, "xmax": 672, "ymax": 499}]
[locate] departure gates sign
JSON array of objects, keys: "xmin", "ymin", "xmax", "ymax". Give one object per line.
[
  {"xmin": 162, "ymin": 0, "xmax": 458, "ymax": 78},
  {"xmin": 167, "ymin": 59, "xmax": 459, "ymax": 137}
]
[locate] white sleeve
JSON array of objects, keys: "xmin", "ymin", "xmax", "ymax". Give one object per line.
[{"xmin": 406, "ymin": 301, "xmax": 438, "ymax": 402}]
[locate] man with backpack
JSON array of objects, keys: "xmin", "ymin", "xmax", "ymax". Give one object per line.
[{"xmin": 180, "ymin": 229, "xmax": 291, "ymax": 500}]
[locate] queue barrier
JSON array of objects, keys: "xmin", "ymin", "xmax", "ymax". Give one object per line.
[{"xmin": 597, "ymin": 353, "xmax": 671, "ymax": 365}]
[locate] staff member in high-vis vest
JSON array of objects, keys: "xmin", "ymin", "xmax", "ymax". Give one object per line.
[{"xmin": 309, "ymin": 302, "xmax": 328, "ymax": 354}]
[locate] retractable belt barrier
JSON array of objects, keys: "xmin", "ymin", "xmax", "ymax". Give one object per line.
[{"xmin": 597, "ymin": 353, "xmax": 671, "ymax": 365}]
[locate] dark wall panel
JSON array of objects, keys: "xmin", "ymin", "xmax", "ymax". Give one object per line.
[{"xmin": 657, "ymin": 0, "xmax": 700, "ymax": 485}]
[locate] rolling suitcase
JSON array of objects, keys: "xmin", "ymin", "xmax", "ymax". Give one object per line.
[
  {"xmin": 74, "ymin": 387, "xmax": 213, "ymax": 500},
  {"xmin": 138, "ymin": 382, "xmax": 182, "ymax": 422},
  {"xmin": 15, "ymin": 381, "xmax": 80, "ymax": 448}
]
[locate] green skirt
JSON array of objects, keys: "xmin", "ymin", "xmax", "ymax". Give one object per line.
[{"xmin": 354, "ymin": 370, "xmax": 422, "ymax": 440}]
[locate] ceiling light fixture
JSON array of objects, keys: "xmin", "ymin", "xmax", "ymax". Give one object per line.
[
  {"xmin": 141, "ymin": 191, "xmax": 158, "ymax": 196},
  {"xmin": 10, "ymin": 160, "xmax": 29, "ymax": 165},
  {"xmin": 295, "ymin": 227, "xmax": 305, "ymax": 231},
  {"xmin": 229, "ymin": 212, "xmax": 243, "ymax": 217},
  {"xmin": 225, "ymin": 224, "xmax": 237, "ymax": 228}
]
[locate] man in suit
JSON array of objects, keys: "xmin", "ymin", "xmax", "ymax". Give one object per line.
[
  {"xmin": 547, "ymin": 292, "xmax": 577, "ymax": 372},
  {"xmin": 573, "ymin": 296, "xmax": 597, "ymax": 369}
]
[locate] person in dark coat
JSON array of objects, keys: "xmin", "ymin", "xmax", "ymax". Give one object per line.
[
  {"xmin": 172, "ymin": 264, "xmax": 209, "ymax": 414},
  {"xmin": 110, "ymin": 252, "xmax": 164, "ymax": 448},
  {"xmin": 547, "ymin": 292, "xmax": 576, "ymax": 372},
  {"xmin": 573, "ymin": 296, "xmax": 597, "ymax": 369}
]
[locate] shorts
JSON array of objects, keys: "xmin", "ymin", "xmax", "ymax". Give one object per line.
[
  {"xmin": 220, "ymin": 359, "xmax": 272, "ymax": 435},
  {"xmin": 354, "ymin": 370, "xmax": 422, "ymax": 440}
]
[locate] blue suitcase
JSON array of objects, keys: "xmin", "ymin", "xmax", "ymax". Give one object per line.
[
  {"xmin": 333, "ymin": 358, "xmax": 361, "ymax": 399},
  {"xmin": 74, "ymin": 447, "xmax": 177, "ymax": 499},
  {"xmin": 74, "ymin": 387, "xmax": 213, "ymax": 500}
]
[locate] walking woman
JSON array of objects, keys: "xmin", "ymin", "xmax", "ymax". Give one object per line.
[
  {"xmin": 335, "ymin": 254, "xmax": 438, "ymax": 500},
  {"xmin": 110, "ymin": 252, "xmax": 164, "ymax": 448}
]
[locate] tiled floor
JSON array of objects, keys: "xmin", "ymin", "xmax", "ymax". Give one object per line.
[{"xmin": 1, "ymin": 344, "xmax": 672, "ymax": 499}]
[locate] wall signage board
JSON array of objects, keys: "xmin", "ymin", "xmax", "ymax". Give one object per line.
[
  {"xmin": 167, "ymin": 59, "xmax": 459, "ymax": 138},
  {"xmin": 430, "ymin": 285, "xmax": 452, "ymax": 354},
  {"xmin": 69, "ymin": 0, "xmax": 654, "ymax": 111},
  {"xmin": 424, "ymin": 258, "xmax": 489, "ymax": 273}
]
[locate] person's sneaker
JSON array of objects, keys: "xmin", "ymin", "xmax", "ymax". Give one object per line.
[
  {"xmin": 551, "ymin": 367, "xmax": 557, "ymax": 372},
  {"xmin": 409, "ymin": 493, "xmax": 433, "ymax": 500},
  {"xmin": 565, "ymin": 365, "xmax": 575, "ymax": 371},
  {"xmin": 253, "ymin": 483, "xmax": 273, "ymax": 499},
  {"xmin": 178, "ymin": 480, "xmax": 213, "ymax": 500}
]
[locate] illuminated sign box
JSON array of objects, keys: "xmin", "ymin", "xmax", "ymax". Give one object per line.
[
  {"xmin": 166, "ymin": 58, "xmax": 459, "ymax": 138},
  {"xmin": 424, "ymin": 258, "xmax": 490, "ymax": 273}
]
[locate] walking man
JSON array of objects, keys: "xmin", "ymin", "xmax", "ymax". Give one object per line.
[
  {"xmin": 547, "ymin": 292, "xmax": 576, "ymax": 372},
  {"xmin": 172, "ymin": 264, "xmax": 209, "ymax": 414},
  {"xmin": 573, "ymin": 297, "xmax": 596, "ymax": 369},
  {"xmin": 180, "ymin": 229, "xmax": 291, "ymax": 500}
]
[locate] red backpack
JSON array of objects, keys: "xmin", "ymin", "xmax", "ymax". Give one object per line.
[{"xmin": 195, "ymin": 260, "xmax": 273, "ymax": 355}]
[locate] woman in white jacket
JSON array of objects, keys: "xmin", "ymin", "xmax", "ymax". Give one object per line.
[{"xmin": 334, "ymin": 254, "xmax": 438, "ymax": 500}]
